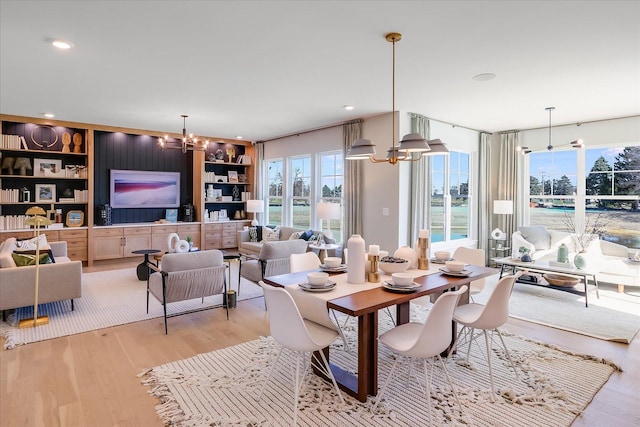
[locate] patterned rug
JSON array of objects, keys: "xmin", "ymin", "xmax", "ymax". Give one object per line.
[
  {"xmin": 0, "ymin": 266, "xmax": 263, "ymax": 349},
  {"xmin": 141, "ymin": 310, "xmax": 619, "ymax": 426}
]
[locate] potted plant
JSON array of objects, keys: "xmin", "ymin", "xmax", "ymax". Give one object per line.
[
  {"xmin": 518, "ymin": 246, "xmax": 532, "ymax": 262},
  {"xmin": 185, "ymin": 236, "xmax": 193, "ymax": 251}
]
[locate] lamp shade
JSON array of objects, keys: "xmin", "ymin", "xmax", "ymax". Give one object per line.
[
  {"xmin": 346, "ymin": 139, "xmax": 376, "ymax": 159},
  {"xmin": 493, "ymin": 200, "xmax": 514, "ymax": 215},
  {"xmin": 398, "ymin": 133, "xmax": 431, "ymax": 153},
  {"xmin": 316, "ymin": 202, "xmax": 340, "ymax": 220},
  {"xmin": 246, "ymin": 199, "xmax": 264, "ymax": 214},
  {"xmin": 424, "ymin": 138, "xmax": 449, "ymax": 154}
]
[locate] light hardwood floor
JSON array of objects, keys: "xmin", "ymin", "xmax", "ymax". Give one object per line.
[{"xmin": 1, "ymin": 260, "xmax": 638, "ymax": 426}]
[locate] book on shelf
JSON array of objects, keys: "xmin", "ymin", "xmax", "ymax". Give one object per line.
[{"xmin": 59, "ymin": 198, "xmax": 75, "ymax": 203}]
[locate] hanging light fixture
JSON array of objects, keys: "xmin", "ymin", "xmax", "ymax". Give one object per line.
[
  {"xmin": 346, "ymin": 33, "xmax": 447, "ymax": 165},
  {"xmin": 158, "ymin": 115, "xmax": 210, "ymax": 153},
  {"xmin": 516, "ymin": 107, "xmax": 585, "ymax": 155}
]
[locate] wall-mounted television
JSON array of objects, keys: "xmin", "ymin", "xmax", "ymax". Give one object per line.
[{"xmin": 110, "ymin": 169, "xmax": 180, "ymax": 209}]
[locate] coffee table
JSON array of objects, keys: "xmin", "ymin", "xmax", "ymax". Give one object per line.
[{"xmin": 494, "ymin": 257, "xmax": 599, "ymax": 307}]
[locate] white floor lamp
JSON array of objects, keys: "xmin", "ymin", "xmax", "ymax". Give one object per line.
[
  {"xmin": 19, "ymin": 206, "xmax": 52, "ymax": 328},
  {"xmin": 246, "ymin": 199, "xmax": 264, "ymax": 226},
  {"xmin": 316, "ymin": 202, "xmax": 341, "ymax": 240}
]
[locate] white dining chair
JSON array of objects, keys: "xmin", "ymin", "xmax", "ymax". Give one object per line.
[
  {"xmin": 289, "ymin": 251, "xmax": 321, "ymax": 273},
  {"xmin": 452, "ymin": 247, "xmax": 486, "ymax": 302},
  {"xmin": 451, "ymin": 273, "xmax": 521, "ymax": 401},
  {"xmin": 257, "ymin": 281, "xmax": 344, "ymax": 425},
  {"xmin": 373, "ymin": 286, "xmax": 468, "ymax": 423}
]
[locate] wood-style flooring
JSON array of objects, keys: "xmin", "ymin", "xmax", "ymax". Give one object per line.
[{"xmin": 1, "ymin": 260, "xmax": 638, "ymax": 426}]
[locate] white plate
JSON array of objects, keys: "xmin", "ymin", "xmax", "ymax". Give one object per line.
[
  {"xmin": 430, "ymin": 258, "xmax": 452, "ymax": 264},
  {"xmin": 298, "ymin": 281, "xmax": 337, "ymax": 292},
  {"xmin": 439, "ymin": 267, "xmax": 472, "ymax": 277},
  {"xmin": 320, "ymin": 264, "xmax": 347, "ymax": 272},
  {"xmin": 382, "ymin": 281, "xmax": 421, "ymax": 292}
]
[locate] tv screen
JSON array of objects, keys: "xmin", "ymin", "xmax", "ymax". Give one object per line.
[{"xmin": 110, "ymin": 169, "xmax": 180, "ymax": 209}]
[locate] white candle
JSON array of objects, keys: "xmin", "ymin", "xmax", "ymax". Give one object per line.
[
  {"xmin": 419, "ymin": 229, "xmax": 429, "ymax": 239},
  {"xmin": 369, "ymin": 244, "xmax": 380, "ymax": 255}
]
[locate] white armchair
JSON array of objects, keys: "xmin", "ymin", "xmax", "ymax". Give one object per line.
[{"xmin": 512, "ymin": 227, "xmax": 572, "ymax": 260}]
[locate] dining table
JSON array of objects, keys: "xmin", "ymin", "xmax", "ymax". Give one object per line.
[{"xmin": 262, "ymin": 264, "xmax": 498, "ymax": 402}]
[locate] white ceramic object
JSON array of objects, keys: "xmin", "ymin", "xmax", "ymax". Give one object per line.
[
  {"xmin": 167, "ymin": 233, "xmax": 180, "ymax": 253},
  {"xmin": 307, "ymin": 272, "xmax": 329, "ymax": 286},
  {"xmin": 175, "ymin": 239, "xmax": 190, "ymax": 253},
  {"xmin": 394, "ymin": 245, "xmax": 418, "ymax": 268},
  {"xmin": 347, "ymin": 234, "xmax": 366, "ymax": 284},
  {"xmin": 324, "ymin": 257, "xmax": 342, "ymax": 268},
  {"xmin": 391, "ymin": 272, "xmax": 413, "ymax": 287},
  {"xmin": 379, "ymin": 259, "xmax": 410, "ymax": 274},
  {"xmin": 445, "ymin": 260, "xmax": 465, "ymax": 272},
  {"xmin": 434, "ymin": 251, "xmax": 451, "ymax": 261}
]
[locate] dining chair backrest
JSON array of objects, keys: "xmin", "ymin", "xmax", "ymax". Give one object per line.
[
  {"xmin": 452, "ymin": 247, "xmax": 486, "ymax": 290},
  {"xmin": 259, "ymin": 281, "xmax": 319, "ymax": 352},
  {"xmin": 405, "ymin": 285, "xmax": 468, "ymax": 359},
  {"xmin": 470, "ymin": 274, "xmax": 518, "ymax": 330},
  {"xmin": 289, "ymin": 251, "xmax": 321, "ymax": 273}
]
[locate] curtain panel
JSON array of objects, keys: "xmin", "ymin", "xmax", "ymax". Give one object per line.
[
  {"xmin": 343, "ymin": 120, "xmax": 363, "ymax": 238},
  {"xmin": 409, "ymin": 114, "xmax": 430, "ymax": 243},
  {"xmin": 478, "ymin": 132, "xmax": 492, "ymax": 258},
  {"xmin": 497, "ymin": 131, "xmax": 520, "ymax": 239}
]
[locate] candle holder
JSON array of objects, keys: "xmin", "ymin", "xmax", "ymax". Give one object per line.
[
  {"xmin": 368, "ymin": 254, "xmax": 381, "ymax": 283},
  {"xmin": 418, "ymin": 237, "xmax": 429, "ymax": 270}
]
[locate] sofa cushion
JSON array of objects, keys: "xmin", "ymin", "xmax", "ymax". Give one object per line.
[
  {"xmin": 0, "ymin": 238, "xmax": 17, "ymax": 268},
  {"xmin": 11, "ymin": 252, "xmax": 53, "ymax": 266},
  {"xmin": 15, "ymin": 234, "xmax": 49, "ymax": 251},
  {"xmin": 519, "ymin": 226, "xmax": 551, "ymax": 250}
]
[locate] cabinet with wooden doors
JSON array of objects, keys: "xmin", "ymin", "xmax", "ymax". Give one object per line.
[{"xmin": 91, "ymin": 226, "xmax": 152, "ymax": 260}]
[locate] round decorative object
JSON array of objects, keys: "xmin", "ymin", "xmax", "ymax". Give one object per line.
[
  {"xmin": 175, "ymin": 239, "xmax": 190, "ymax": 253},
  {"xmin": 215, "ymin": 149, "xmax": 224, "ymax": 160},
  {"xmin": 543, "ymin": 274, "xmax": 580, "ymax": 287},
  {"xmin": 62, "ymin": 188, "xmax": 73, "ymax": 198},
  {"xmin": 167, "ymin": 233, "xmax": 180, "ymax": 253},
  {"xmin": 394, "ymin": 245, "xmax": 418, "ymax": 268},
  {"xmin": 30, "ymin": 125, "xmax": 58, "ymax": 149},
  {"xmin": 574, "ymin": 252, "xmax": 587, "ymax": 269},
  {"xmin": 520, "ymin": 254, "xmax": 532, "ymax": 262},
  {"xmin": 208, "ymin": 153, "xmax": 216, "ymax": 162}
]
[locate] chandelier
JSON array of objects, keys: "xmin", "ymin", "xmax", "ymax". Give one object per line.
[
  {"xmin": 346, "ymin": 33, "xmax": 448, "ymax": 165},
  {"xmin": 517, "ymin": 107, "xmax": 584, "ymax": 154},
  {"xmin": 158, "ymin": 115, "xmax": 210, "ymax": 153}
]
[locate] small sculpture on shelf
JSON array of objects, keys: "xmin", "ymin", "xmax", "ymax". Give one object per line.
[
  {"xmin": 13, "ymin": 157, "xmax": 32, "ymax": 176},
  {"xmin": 232, "ymin": 185, "xmax": 240, "ymax": 201},
  {"xmin": 1, "ymin": 157, "xmax": 14, "ymax": 175}
]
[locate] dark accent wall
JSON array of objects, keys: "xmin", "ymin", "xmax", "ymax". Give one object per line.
[{"xmin": 94, "ymin": 131, "xmax": 193, "ymax": 224}]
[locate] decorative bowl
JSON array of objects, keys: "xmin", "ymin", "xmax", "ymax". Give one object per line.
[
  {"xmin": 324, "ymin": 257, "xmax": 342, "ymax": 268},
  {"xmin": 445, "ymin": 260, "xmax": 465, "ymax": 273},
  {"xmin": 307, "ymin": 272, "xmax": 329, "ymax": 286},
  {"xmin": 379, "ymin": 257, "xmax": 410, "ymax": 274},
  {"xmin": 434, "ymin": 251, "xmax": 451, "ymax": 261},
  {"xmin": 543, "ymin": 273, "xmax": 580, "ymax": 287},
  {"xmin": 391, "ymin": 272, "xmax": 413, "ymax": 287}
]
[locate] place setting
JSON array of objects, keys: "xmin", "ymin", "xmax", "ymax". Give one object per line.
[
  {"xmin": 298, "ymin": 272, "xmax": 337, "ymax": 292},
  {"xmin": 382, "ymin": 272, "xmax": 421, "ymax": 293},
  {"xmin": 430, "ymin": 250, "xmax": 453, "ymax": 264},
  {"xmin": 319, "ymin": 256, "xmax": 347, "ymax": 273},
  {"xmin": 439, "ymin": 260, "xmax": 472, "ymax": 277}
]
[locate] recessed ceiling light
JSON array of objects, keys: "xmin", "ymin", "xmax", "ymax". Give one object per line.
[
  {"xmin": 43, "ymin": 113, "xmax": 55, "ymax": 118},
  {"xmin": 472, "ymin": 73, "xmax": 496, "ymax": 82},
  {"xmin": 47, "ymin": 38, "xmax": 74, "ymax": 49},
  {"xmin": 343, "ymin": 105, "xmax": 355, "ymax": 110},
  {"xmin": 236, "ymin": 136, "xmax": 243, "ymax": 139}
]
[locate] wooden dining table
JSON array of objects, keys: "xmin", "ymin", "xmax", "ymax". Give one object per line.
[{"xmin": 263, "ymin": 264, "xmax": 497, "ymax": 402}]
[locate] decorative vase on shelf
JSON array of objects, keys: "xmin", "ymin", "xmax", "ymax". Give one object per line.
[
  {"xmin": 574, "ymin": 252, "xmax": 587, "ymax": 269},
  {"xmin": 520, "ymin": 253, "xmax": 532, "ymax": 263},
  {"xmin": 557, "ymin": 243, "xmax": 569, "ymax": 263},
  {"xmin": 207, "ymin": 184, "xmax": 214, "ymax": 199},
  {"xmin": 347, "ymin": 234, "xmax": 365, "ymax": 284}
]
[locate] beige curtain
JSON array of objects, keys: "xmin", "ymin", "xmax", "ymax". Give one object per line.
[
  {"xmin": 478, "ymin": 132, "xmax": 492, "ymax": 258},
  {"xmin": 497, "ymin": 131, "xmax": 520, "ymax": 238},
  {"xmin": 343, "ymin": 120, "xmax": 363, "ymax": 238},
  {"xmin": 254, "ymin": 142, "xmax": 264, "ymax": 200},
  {"xmin": 409, "ymin": 114, "xmax": 430, "ymax": 243}
]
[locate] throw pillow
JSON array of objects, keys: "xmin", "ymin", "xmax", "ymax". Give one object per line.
[
  {"xmin": 14, "ymin": 249, "xmax": 56, "ymax": 263},
  {"xmin": 288, "ymin": 231, "xmax": 303, "ymax": 240},
  {"xmin": 262, "ymin": 226, "xmax": 280, "ymax": 242},
  {"xmin": 11, "ymin": 252, "xmax": 52, "ymax": 266},
  {"xmin": 248, "ymin": 226, "xmax": 263, "ymax": 243},
  {"xmin": 519, "ymin": 226, "xmax": 551, "ymax": 250},
  {"xmin": 300, "ymin": 229, "xmax": 314, "ymax": 241},
  {"xmin": 0, "ymin": 238, "xmax": 18, "ymax": 268},
  {"xmin": 16, "ymin": 234, "xmax": 49, "ymax": 251}
]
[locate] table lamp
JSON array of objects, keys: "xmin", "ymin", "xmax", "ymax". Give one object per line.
[
  {"xmin": 316, "ymin": 202, "xmax": 340, "ymax": 239},
  {"xmin": 492, "ymin": 200, "xmax": 513, "ymax": 249},
  {"xmin": 19, "ymin": 206, "xmax": 52, "ymax": 328},
  {"xmin": 246, "ymin": 199, "xmax": 264, "ymax": 226}
]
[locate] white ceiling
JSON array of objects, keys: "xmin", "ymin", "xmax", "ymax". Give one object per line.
[{"xmin": 1, "ymin": 1, "xmax": 639, "ymax": 142}]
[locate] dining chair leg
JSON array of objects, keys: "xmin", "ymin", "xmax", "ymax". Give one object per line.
[
  {"xmin": 331, "ymin": 310, "xmax": 351, "ymax": 353},
  {"xmin": 466, "ymin": 327, "xmax": 475, "ymax": 362},
  {"xmin": 437, "ymin": 354, "xmax": 463, "ymax": 413},
  {"xmin": 257, "ymin": 346, "xmax": 284, "ymax": 401},
  {"xmin": 318, "ymin": 349, "xmax": 345, "ymax": 404},
  {"xmin": 496, "ymin": 329, "xmax": 518, "ymax": 379},
  {"xmin": 372, "ymin": 357, "xmax": 400, "ymax": 412},
  {"xmin": 423, "ymin": 359, "xmax": 433, "ymax": 426},
  {"xmin": 294, "ymin": 353, "xmax": 301, "ymax": 426},
  {"xmin": 484, "ymin": 331, "xmax": 496, "ymax": 402}
]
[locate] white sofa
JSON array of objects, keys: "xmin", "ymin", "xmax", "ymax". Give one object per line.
[{"xmin": 512, "ymin": 226, "xmax": 637, "ymax": 291}]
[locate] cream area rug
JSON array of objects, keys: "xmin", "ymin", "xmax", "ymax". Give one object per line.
[
  {"xmin": 0, "ymin": 265, "xmax": 264, "ymax": 349},
  {"xmin": 474, "ymin": 275, "xmax": 640, "ymax": 343},
  {"xmin": 140, "ymin": 311, "xmax": 619, "ymax": 427}
]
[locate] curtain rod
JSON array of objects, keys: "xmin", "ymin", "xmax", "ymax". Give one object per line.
[
  {"xmin": 409, "ymin": 112, "xmax": 492, "ymax": 134},
  {"xmin": 499, "ymin": 114, "xmax": 639, "ymax": 134},
  {"xmin": 257, "ymin": 119, "xmax": 363, "ymax": 143}
]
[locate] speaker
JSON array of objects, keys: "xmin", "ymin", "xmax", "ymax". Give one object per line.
[
  {"xmin": 97, "ymin": 204, "xmax": 112, "ymax": 226},
  {"xmin": 181, "ymin": 203, "xmax": 194, "ymax": 222}
]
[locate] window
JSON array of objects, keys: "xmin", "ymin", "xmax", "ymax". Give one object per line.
[
  {"xmin": 429, "ymin": 151, "xmax": 470, "ymax": 243},
  {"xmin": 319, "ymin": 152, "xmax": 343, "ymax": 242},
  {"xmin": 290, "ymin": 156, "xmax": 312, "ymax": 229},
  {"xmin": 266, "ymin": 159, "xmax": 283, "ymax": 226},
  {"xmin": 527, "ymin": 145, "xmax": 639, "ymax": 248}
]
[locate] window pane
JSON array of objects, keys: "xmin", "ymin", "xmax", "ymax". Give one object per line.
[
  {"xmin": 267, "ymin": 160, "xmax": 283, "ymax": 197},
  {"xmin": 268, "ymin": 197, "xmax": 282, "ymax": 226},
  {"xmin": 292, "ymin": 198, "xmax": 310, "ymax": 229},
  {"xmin": 593, "ymin": 199, "xmax": 640, "ymax": 248},
  {"xmin": 291, "ymin": 157, "xmax": 311, "ymax": 197}
]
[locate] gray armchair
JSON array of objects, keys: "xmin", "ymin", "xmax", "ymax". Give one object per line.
[
  {"xmin": 147, "ymin": 249, "xmax": 228, "ymax": 334},
  {"xmin": 239, "ymin": 240, "xmax": 308, "ymax": 287}
]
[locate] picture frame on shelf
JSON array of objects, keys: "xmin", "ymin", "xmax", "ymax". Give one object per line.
[
  {"xmin": 65, "ymin": 210, "xmax": 84, "ymax": 227},
  {"xmin": 228, "ymin": 171, "xmax": 239, "ymax": 183},
  {"xmin": 165, "ymin": 209, "xmax": 178, "ymax": 223},
  {"xmin": 213, "ymin": 189, "xmax": 222, "ymax": 201},
  {"xmin": 33, "ymin": 158, "xmax": 62, "ymax": 177},
  {"xmin": 35, "ymin": 184, "xmax": 56, "ymax": 203},
  {"xmin": 238, "ymin": 174, "xmax": 247, "ymax": 183}
]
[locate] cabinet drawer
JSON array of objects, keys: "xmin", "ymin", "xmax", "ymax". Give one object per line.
[
  {"xmin": 124, "ymin": 227, "xmax": 151, "ymax": 236},
  {"xmin": 205, "ymin": 237, "xmax": 221, "ymax": 248},
  {"xmin": 223, "ymin": 223, "xmax": 236, "ymax": 232},
  {"xmin": 152, "ymin": 225, "xmax": 177, "ymax": 235},
  {"xmin": 222, "ymin": 237, "xmax": 236, "ymax": 248},
  {"xmin": 93, "ymin": 228, "xmax": 122, "ymax": 237},
  {"xmin": 178, "ymin": 224, "xmax": 200, "ymax": 234},
  {"xmin": 64, "ymin": 237, "xmax": 87, "ymax": 247},
  {"xmin": 67, "ymin": 247, "xmax": 88, "ymax": 261},
  {"xmin": 59, "ymin": 229, "xmax": 88, "ymax": 239},
  {"xmin": 205, "ymin": 224, "xmax": 223, "ymax": 232}
]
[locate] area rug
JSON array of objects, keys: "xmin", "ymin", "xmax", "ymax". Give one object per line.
[
  {"xmin": 0, "ymin": 266, "xmax": 264, "ymax": 349},
  {"xmin": 140, "ymin": 312, "xmax": 619, "ymax": 426},
  {"xmin": 474, "ymin": 275, "xmax": 640, "ymax": 343}
]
